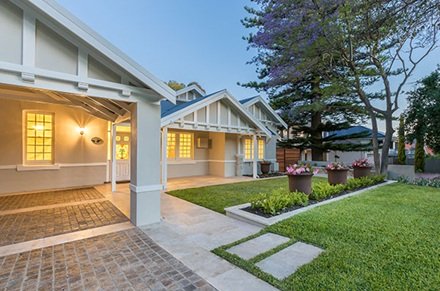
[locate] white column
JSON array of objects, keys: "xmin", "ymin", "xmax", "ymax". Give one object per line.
[
  {"xmin": 111, "ymin": 123, "xmax": 117, "ymax": 192},
  {"xmin": 129, "ymin": 99, "xmax": 162, "ymax": 226},
  {"xmin": 161, "ymin": 127, "xmax": 168, "ymax": 190},
  {"xmin": 253, "ymin": 134, "xmax": 258, "ymax": 178}
]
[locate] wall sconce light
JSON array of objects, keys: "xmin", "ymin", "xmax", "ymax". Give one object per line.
[{"xmin": 78, "ymin": 127, "xmax": 86, "ymax": 136}]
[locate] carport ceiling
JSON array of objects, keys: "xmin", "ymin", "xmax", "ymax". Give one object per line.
[{"xmin": 0, "ymin": 84, "xmax": 131, "ymax": 122}]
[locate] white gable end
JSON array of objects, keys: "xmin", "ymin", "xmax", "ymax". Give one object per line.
[{"xmin": 0, "ymin": 0, "xmax": 175, "ymax": 103}]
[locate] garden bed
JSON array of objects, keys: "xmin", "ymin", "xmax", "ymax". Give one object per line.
[{"xmin": 225, "ymin": 180, "xmax": 394, "ymax": 227}]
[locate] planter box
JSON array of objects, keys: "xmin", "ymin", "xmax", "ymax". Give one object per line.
[
  {"xmin": 288, "ymin": 174, "xmax": 313, "ymax": 194},
  {"xmin": 225, "ymin": 181, "xmax": 395, "ymax": 228},
  {"xmin": 327, "ymin": 169, "xmax": 349, "ymax": 185},
  {"xmin": 353, "ymin": 166, "xmax": 372, "ymax": 178}
]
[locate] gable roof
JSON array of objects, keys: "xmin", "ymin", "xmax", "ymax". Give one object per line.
[
  {"xmin": 240, "ymin": 95, "xmax": 288, "ymax": 128},
  {"xmin": 326, "ymin": 126, "xmax": 385, "ymax": 140},
  {"xmin": 161, "ymin": 90, "xmax": 272, "ymax": 136},
  {"xmin": 161, "ymin": 90, "xmax": 222, "ymax": 118},
  {"xmin": 26, "ymin": 0, "xmax": 175, "ymax": 102},
  {"xmin": 175, "ymin": 84, "xmax": 206, "ymax": 97}
]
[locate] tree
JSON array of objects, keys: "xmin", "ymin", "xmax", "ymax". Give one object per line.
[
  {"xmin": 167, "ymin": 80, "xmax": 185, "ymax": 91},
  {"xmin": 415, "ymin": 137, "xmax": 425, "ymax": 172},
  {"xmin": 243, "ymin": 0, "xmax": 440, "ymax": 173},
  {"xmin": 242, "ymin": 1, "xmax": 367, "ymax": 160},
  {"xmin": 405, "ymin": 68, "xmax": 440, "ymax": 173},
  {"xmin": 397, "ymin": 115, "xmax": 406, "ymax": 164}
]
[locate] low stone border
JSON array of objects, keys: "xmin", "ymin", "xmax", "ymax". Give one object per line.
[{"xmin": 225, "ymin": 180, "xmax": 396, "ymax": 228}]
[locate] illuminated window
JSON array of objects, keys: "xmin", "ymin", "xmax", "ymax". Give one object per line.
[
  {"xmin": 25, "ymin": 112, "xmax": 54, "ymax": 164},
  {"xmin": 116, "ymin": 144, "xmax": 129, "ymax": 160},
  {"xmin": 167, "ymin": 133, "xmax": 176, "ymax": 159},
  {"xmin": 179, "ymin": 133, "xmax": 192, "ymax": 159},
  {"xmin": 258, "ymin": 139, "xmax": 265, "ymax": 160},
  {"xmin": 244, "ymin": 138, "xmax": 253, "ymax": 160}
]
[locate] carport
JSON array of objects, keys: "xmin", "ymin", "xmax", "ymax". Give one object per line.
[{"xmin": 0, "ymin": 0, "xmax": 176, "ymax": 226}]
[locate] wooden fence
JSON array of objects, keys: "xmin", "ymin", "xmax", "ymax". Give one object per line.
[{"xmin": 276, "ymin": 148, "xmax": 300, "ymax": 172}]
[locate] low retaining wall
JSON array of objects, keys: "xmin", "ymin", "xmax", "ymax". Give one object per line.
[
  {"xmin": 387, "ymin": 164, "xmax": 415, "ymax": 180},
  {"xmin": 225, "ymin": 181, "xmax": 396, "ymax": 228}
]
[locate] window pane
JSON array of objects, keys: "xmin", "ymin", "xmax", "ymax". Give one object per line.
[
  {"xmin": 25, "ymin": 112, "xmax": 54, "ymax": 163},
  {"xmin": 167, "ymin": 133, "xmax": 176, "ymax": 159},
  {"xmin": 179, "ymin": 133, "xmax": 192, "ymax": 159},
  {"xmin": 244, "ymin": 139, "xmax": 253, "ymax": 160},
  {"xmin": 258, "ymin": 139, "xmax": 265, "ymax": 160}
]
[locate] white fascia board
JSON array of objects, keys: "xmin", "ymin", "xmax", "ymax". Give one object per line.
[
  {"xmin": 175, "ymin": 84, "xmax": 205, "ymax": 97},
  {"xmin": 243, "ymin": 96, "xmax": 288, "ymax": 128},
  {"xmin": 161, "ymin": 90, "xmax": 272, "ymax": 136},
  {"xmin": 26, "ymin": 0, "xmax": 176, "ymax": 103}
]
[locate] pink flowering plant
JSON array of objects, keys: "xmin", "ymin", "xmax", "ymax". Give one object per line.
[
  {"xmin": 286, "ymin": 163, "xmax": 319, "ymax": 176},
  {"xmin": 352, "ymin": 158, "xmax": 372, "ymax": 168},
  {"xmin": 325, "ymin": 162, "xmax": 348, "ymax": 171}
]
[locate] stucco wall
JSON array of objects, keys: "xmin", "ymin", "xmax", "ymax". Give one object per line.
[
  {"xmin": 167, "ymin": 131, "xmax": 209, "ymax": 178},
  {"xmin": 0, "ymin": 98, "xmax": 108, "ymax": 194}
]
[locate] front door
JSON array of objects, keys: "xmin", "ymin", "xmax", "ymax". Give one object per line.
[{"xmin": 115, "ymin": 131, "xmax": 130, "ymax": 182}]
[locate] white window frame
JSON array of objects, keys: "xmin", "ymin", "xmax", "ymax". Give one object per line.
[
  {"xmin": 23, "ymin": 110, "xmax": 55, "ymax": 165},
  {"xmin": 258, "ymin": 138, "xmax": 265, "ymax": 160},
  {"xmin": 244, "ymin": 138, "xmax": 254, "ymax": 161},
  {"xmin": 166, "ymin": 132, "xmax": 194, "ymax": 161}
]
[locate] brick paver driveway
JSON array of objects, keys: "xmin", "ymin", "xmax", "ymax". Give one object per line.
[
  {"xmin": 0, "ymin": 228, "xmax": 214, "ymax": 290},
  {"xmin": 0, "ymin": 188, "xmax": 216, "ymax": 291}
]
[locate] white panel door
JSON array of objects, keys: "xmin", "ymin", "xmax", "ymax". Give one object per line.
[{"xmin": 116, "ymin": 160, "xmax": 130, "ymax": 182}]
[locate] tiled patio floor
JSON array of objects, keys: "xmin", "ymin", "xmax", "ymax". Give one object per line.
[
  {"xmin": 0, "ymin": 200, "xmax": 128, "ymax": 247},
  {"xmin": 0, "ymin": 188, "xmax": 104, "ymax": 211},
  {"xmin": 0, "ymin": 228, "xmax": 215, "ymax": 291}
]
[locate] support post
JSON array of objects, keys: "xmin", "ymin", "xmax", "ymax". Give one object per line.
[
  {"xmin": 111, "ymin": 123, "xmax": 117, "ymax": 192},
  {"xmin": 129, "ymin": 99, "xmax": 162, "ymax": 226},
  {"xmin": 161, "ymin": 127, "xmax": 168, "ymax": 190},
  {"xmin": 253, "ymin": 134, "xmax": 258, "ymax": 178}
]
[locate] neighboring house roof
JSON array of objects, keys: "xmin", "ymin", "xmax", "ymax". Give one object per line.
[
  {"xmin": 240, "ymin": 95, "xmax": 288, "ymax": 128},
  {"xmin": 160, "ymin": 90, "xmax": 272, "ymax": 136},
  {"xmin": 175, "ymin": 84, "xmax": 206, "ymax": 97},
  {"xmin": 161, "ymin": 90, "xmax": 222, "ymax": 118},
  {"xmin": 27, "ymin": 0, "xmax": 175, "ymax": 102},
  {"xmin": 326, "ymin": 126, "xmax": 385, "ymax": 140}
]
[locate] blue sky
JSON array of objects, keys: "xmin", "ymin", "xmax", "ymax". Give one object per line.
[
  {"xmin": 57, "ymin": 0, "xmax": 259, "ymax": 101},
  {"xmin": 57, "ymin": 0, "xmax": 439, "ymax": 117}
]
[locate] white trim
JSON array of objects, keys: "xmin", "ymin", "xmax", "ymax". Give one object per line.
[
  {"xmin": 241, "ymin": 96, "xmax": 288, "ymax": 128},
  {"xmin": 175, "ymin": 84, "xmax": 205, "ymax": 98},
  {"xmin": 17, "ymin": 0, "xmax": 176, "ymax": 102},
  {"xmin": 17, "ymin": 164, "xmax": 60, "ymax": 171},
  {"xmin": 7, "ymin": 163, "xmax": 107, "ymax": 171},
  {"xmin": 167, "ymin": 160, "xmax": 197, "ymax": 165},
  {"xmin": 129, "ymin": 183, "xmax": 163, "ymax": 193},
  {"xmin": 59, "ymin": 162, "xmax": 107, "ymax": 167},
  {"xmin": 0, "ymin": 165, "xmax": 17, "ymax": 170},
  {"xmin": 161, "ymin": 90, "xmax": 272, "ymax": 136}
]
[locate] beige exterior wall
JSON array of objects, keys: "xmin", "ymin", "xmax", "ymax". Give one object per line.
[{"xmin": 0, "ymin": 98, "xmax": 108, "ymax": 194}]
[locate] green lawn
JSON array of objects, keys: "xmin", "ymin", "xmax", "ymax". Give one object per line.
[
  {"xmin": 214, "ymin": 183, "xmax": 440, "ymax": 290},
  {"xmin": 167, "ymin": 176, "xmax": 326, "ymax": 213}
]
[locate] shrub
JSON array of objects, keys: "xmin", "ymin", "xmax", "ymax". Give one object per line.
[
  {"xmin": 398, "ymin": 176, "xmax": 440, "ymax": 188},
  {"xmin": 311, "ymin": 183, "xmax": 345, "ymax": 201},
  {"xmin": 250, "ymin": 188, "xmax": 308, "ymax": 215}
]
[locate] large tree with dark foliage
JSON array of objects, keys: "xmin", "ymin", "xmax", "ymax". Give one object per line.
[
  {"xmin": 242, "ymin": 1, "xmax": 366, "ymax": 161},
  {"xmin": 405, "ymin": 69, "xmax": 440, "ymax": 158},
  {"xmin": 243, "ymin": 0, "xmax": 440, "ymax": 172}
]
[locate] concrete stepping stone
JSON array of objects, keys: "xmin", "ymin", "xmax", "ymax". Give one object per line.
[
  {"xmin": 256, "ymin": 242, "xmax": 323, "ymax": 280},
  {"xmin": 226, "ymin": 233, "xmax": 290, "ymax": 260}
]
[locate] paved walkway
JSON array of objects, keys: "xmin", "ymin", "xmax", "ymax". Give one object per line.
[
  {"xmin": 0, "ymin": 188, "xmax": 215, "ymax": 291},
  {"xmin": 141, "ymin": 193, "xmax": 278, "ymax": 291},
  {"xmin": 0, "ymin": 228, "xmax": 215, "ymax": 291}
]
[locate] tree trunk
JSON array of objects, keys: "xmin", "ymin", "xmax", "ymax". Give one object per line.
[
  {"xmin": 310, "ymin": 78, "xmax": 324, "ymax": 161},
  {"xmin": 380, "ymin": 115, "xmax": 395, "ymax": 174},
  {"xmin": 369, "ymin": 112, "xmax": 381, "ymax": 174}
]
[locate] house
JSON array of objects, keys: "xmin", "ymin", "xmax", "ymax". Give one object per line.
[
  {"xmin": 0, "ymin": 0, "xmax": 286, "ymax": 225},
  {"xmin": 0, "ymin": 0, "xmax": 176, "ymax": 226},
  {"xmin": 158, "ymin": 89, "xmax": 287, "ymax": 188}
]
